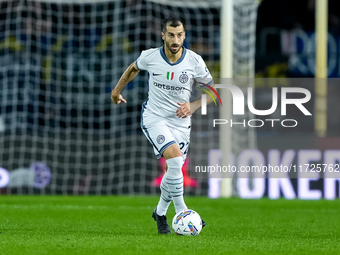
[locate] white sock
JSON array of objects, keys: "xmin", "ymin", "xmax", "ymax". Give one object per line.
[
  {"xmin": 165, "ymin": 156, "xmax": 187, "ymax": 213},
  {"xmin": 156, "ymin": 171, "xmax": 172, "ymax": 216}
]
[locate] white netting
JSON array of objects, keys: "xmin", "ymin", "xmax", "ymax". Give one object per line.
[
  {"xmin": 230, "ymin": 0, "xmax": 259, "ymax": 196},
  {"xmin": 0, "ymin": 0, "xmax": 258, "ymax": 195},
  {"xmin": 232, "ymin": 0, "xmax": 259, "ymax": 156},
  {"xmin": 233, "ymin": 0, "xmax": 258, "ymax": 78}
]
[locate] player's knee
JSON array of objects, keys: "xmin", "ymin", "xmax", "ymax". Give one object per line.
[
  {"xmin": 163, "ymin": 143, "xmax": 183, "ymax": 159},
  {"xmin": 166, "ymin": 156, "xmax": 183, "ymax": 177},
  {"xmin": 173, "ymin": 151, "xmax": 183, "ymax": 158}
]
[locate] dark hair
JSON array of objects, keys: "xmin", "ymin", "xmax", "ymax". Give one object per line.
[{"xmin": 162, "ymin": 17, "xmax": 185, "ymax": 32}]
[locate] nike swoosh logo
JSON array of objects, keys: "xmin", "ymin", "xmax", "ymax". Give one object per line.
[
  {"xmin": 176, "ymin": 187, "xmax": 182, "ymax": 189},
  {"xmin": 153, "ymin": 73, "xmax": 162, "ymax": 76}
]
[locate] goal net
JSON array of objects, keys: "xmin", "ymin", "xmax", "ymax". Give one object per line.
[{"xmin": 0, "ymin": 0, "xmax": 258, "ymax": 195}]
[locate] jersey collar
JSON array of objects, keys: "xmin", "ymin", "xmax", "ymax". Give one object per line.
[{"xmin": 160, "ymin": 46, "xmax": 187, "ymax": 66}]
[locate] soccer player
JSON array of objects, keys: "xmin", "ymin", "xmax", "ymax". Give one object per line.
[{"xmin": 111, "ymin": 17, "xmax": 215, "ymax": 234}]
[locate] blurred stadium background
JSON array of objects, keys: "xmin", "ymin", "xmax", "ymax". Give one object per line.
[{"xmin": 0, "ymin": 0, "xmax": 339, "ymax": 199}]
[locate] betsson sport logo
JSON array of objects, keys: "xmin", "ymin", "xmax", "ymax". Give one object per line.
[{"xmin": 199, "ymin": 84, "xmax": 312, "ymax": 128}]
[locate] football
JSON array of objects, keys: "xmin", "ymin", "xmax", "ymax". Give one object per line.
[{"xmin": 172, "ymin": 209, "xmax": 202, "ymax": 236}]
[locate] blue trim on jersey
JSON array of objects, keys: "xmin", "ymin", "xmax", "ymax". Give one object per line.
[
  {"xmin": 141, "ymin": 73, "xmax": 158, "ymax": 155},
  {"xmin": 135, "ymin": 58, "xmax": 141, "ymax": 70},
  {"xmin": 143, "ymin": 73, "xmax": 150, "ymax": 108},
  {"xmin": 160, "ymin": 46, "xmax": 187, "ymax": 66},
  {"xmin": 140, "ymin": 72, "xmax": 150, "ymax": 116}
]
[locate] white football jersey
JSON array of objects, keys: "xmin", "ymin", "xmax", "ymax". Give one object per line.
[{"xmin": 136, "ymin": 46, "xmax": 213, "ymax": 128}]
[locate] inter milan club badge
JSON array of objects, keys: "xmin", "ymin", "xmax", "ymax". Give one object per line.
[
  {"xmin": 157, "ymin": 135, "xmax": 165, "ymax": 144},
  {"xmin": 179, "ymin": 72, "xmax": 189, "ymax": 84}
]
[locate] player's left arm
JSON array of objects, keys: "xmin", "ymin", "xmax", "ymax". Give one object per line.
[
  {"xmin": 176, "ymin": 55, "xmax": 215, "ymax": 118},
  {"xmin": 176, "ymin": 84, "xmax": 216, "ymax": 118}
]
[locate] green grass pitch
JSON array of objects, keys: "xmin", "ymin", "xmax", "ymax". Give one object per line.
[{"xmin": 0, "ymin": 196, "xmax": 339, "ymax": 255}]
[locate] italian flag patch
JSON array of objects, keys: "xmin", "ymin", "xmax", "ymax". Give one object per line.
[{"xmin": 166, "ymin": 72, "xmax": 174, "ymax": 80}]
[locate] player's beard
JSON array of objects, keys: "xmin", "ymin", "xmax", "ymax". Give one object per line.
[{"xmin": 165, "ymin": 41, "xmax": 182, "ymax": 55}]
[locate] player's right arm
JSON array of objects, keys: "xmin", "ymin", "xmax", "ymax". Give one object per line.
[{"xmin": 111, "ymin": 61, "xmax": 140, "ymax": 104}]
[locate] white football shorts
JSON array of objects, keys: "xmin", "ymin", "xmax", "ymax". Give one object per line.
[{"xmin": 141, "ymin": 110, "xmax": 190, "ymax": 161}]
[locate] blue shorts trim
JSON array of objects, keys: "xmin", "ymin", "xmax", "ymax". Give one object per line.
[{"xmin": 159, "ymin": 141, "xmax": 176, "ymax": 155}]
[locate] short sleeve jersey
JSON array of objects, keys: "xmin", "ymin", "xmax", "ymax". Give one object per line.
[{"xmin": 136, "ymin": 46, "xmax": 213, "ymax": 128}]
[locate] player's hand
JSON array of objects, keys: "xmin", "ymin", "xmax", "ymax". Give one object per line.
[
  {"xmin": 176, "ymin": 102, "xmax": 191, "ymax": 118},
  {"xmin": 111, "ymin": 89, "xmax": 127, "ymax": 104}
]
